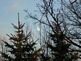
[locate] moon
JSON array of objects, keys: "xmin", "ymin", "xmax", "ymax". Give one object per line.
[{"xmin": 37, "ymin": 26, "xmax": 40, "ymax": 31}]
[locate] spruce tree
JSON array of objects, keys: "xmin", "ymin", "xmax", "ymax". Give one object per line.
[
  {"xmin": 1, "ymin": 13, "xmax": 38, "ymax": 61},
  {"xmin": 48, "ymin": 23, "xmax": 73, "ymax": 61}
]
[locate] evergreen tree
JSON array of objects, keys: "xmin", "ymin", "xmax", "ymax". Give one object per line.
[
  {"xmin": 48, "ymin": 22, "xmax": 78, "ymax": 61},
  {"xmin": 1, "ymin": 13, "xmax": 38, "ymax": 61}
]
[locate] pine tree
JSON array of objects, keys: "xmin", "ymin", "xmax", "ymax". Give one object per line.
[
  {"xmin": 1, "ymin": 13, "xmax": 38, "ymax": 61},
  {"xmin": 47, "ymin": 21, "xmax": 79, "ymax": 61}
]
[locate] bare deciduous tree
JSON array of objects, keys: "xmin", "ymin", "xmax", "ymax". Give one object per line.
[{"xmin": 25, "ymin": 0, "xmax": 81, "ymax": 61}]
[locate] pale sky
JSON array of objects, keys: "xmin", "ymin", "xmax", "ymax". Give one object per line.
[
  {"xmin": 0, "ymin": 0, "xmax": 60, "ymax": 41},
  {"xmin": 0, "ymin": 0, "xmax": 40, "ymax": 37}
]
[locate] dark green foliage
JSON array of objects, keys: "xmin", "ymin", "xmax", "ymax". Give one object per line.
[
  {"xmin": 1, "ymin": 16, "xmax": 38, "ymax": 61},
  {"xmin": 47, "ymin": 22, "xmax": 79, "ymax": 61},
  {"xmin": 48, "ymin": 29, "xmax": 70, "ymax": 61}
]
